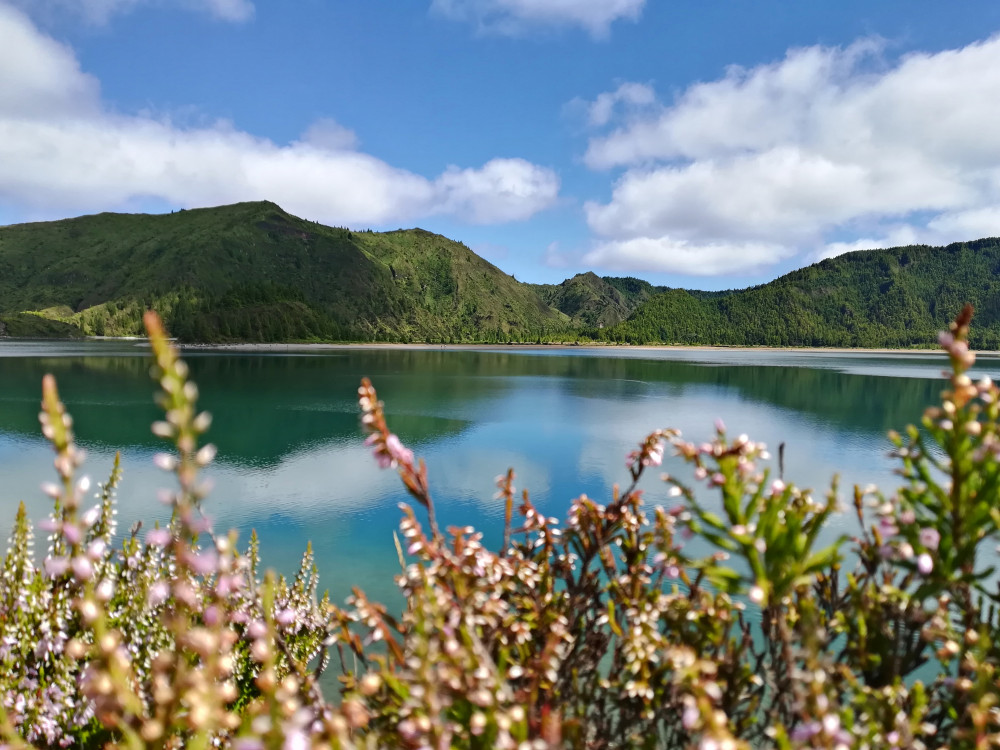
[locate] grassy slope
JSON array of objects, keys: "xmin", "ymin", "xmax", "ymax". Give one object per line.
[
  {"xmin": 0, "ymin": 203, "xmax": 568, "ymax": 342},
  {"xmin": 354, "ymin": 229, "xmax": 568, "ymax": 341},
  {"xmin": 605, "ymin": 238, "xmax": 1000, "ymax": 348},
  {"xmin": 0, "ymin": 313, "xmax": 84, "ymax": 338}
]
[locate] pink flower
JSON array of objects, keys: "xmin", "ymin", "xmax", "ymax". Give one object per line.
[
  {"xmin": 919, "ymin": 527, "xmax": 940, "ymax": 551},
  {"xmin": 644, "ymin": 444, "xmax": 664, "ymax": 467},
  {"xmin": 87, "ymin": 539, "xmax": 107, "ymax": 560},
  {"xmin": 71, "ymin": 556, "xmax": 93, "ymax": 582},
  {"xmin": 917, "ymin": 553, "xmax": 934, "ymax": 575},
  {"xmin": 153, "ymin": 452, "xmax": 177, "ymax": 471},
  {"xmin": 62, "ymin": 523, "xmax": 82, "ymax": 545},
  {"xmin": 186, "ymin": 550, "xmax": 218, "ymax": 576},
  {"xmin": 44, "ymin": 556, "xmax": 69, "ymax": 577},
  {"xmin": 80, "ymin": 505, "xmax": 100, "ymax": 527},
  {"xmin": 146, "ymin": 528, "xmax": 172, "ymax": 548},
  {"xmin": 878, "ymin": 517, "xmax": 899, "ymax": 537},
  {"xmin": 38, "ymin": 517, "xmax": 60, "ymax": 532},
  {"xmin": 147, "ymin": 580, "xmax": 169, "ymax": 606},
  {"xmin": 385, "ymin": 433, "xmax": 413, "ymax": 465},
  {"xmin": 682, "ymin": 703, "xmax": 699, "ymax": 729}
]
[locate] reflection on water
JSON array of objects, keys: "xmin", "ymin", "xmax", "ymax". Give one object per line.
[{"xmin": 0, "ymin": 341, "xmax": 983, "ymax": 610}]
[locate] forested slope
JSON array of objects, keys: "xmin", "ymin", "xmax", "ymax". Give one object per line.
[
  {"xmin": 5, "ymin": 202, "xmax": 1000, "ymax": 348},
  {"xmin": 601, "ymin": 239, "xmax": 1000, "ymax": 348},
  {"xmin": 0, "ymin": 202, "xmax": 568, "ymax": 342}
]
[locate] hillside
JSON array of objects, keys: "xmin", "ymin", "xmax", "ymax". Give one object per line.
[
  {"xmin": 602, "ymin": 238, "xmax": 1000, "ymax": 349},
  {"xmin": 6, "ymin": 203, "xmax": 1000, "ymax": 348},
  {"xmin": 0, "ymin": 202, "xmax": 569, "ymax": 343},
  {"xmin": 529, "ymin": 273, "xmax": 667, "ymax": 328}
]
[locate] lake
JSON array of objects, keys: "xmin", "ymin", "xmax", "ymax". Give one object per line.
[{"xmin": 0, "ymin": 340, "xmax": 992, "ymax": 611}]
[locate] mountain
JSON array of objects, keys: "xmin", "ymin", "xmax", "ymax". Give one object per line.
[
  {"xmin": 6, "ymin": 202, "xmax": 1000, "ymax": 348},
  {"xmin": 528, "ymin": 272, "xmax": 667, "ymax": 328},
  {"xmin": 0, "ymin": 202, "xmax": 569, "ymax": 343},
  {"xmin": 602, "ymin": 238, "xmax": 1000, "ymax": 349}
]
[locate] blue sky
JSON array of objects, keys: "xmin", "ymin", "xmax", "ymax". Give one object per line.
[{"xmin": 4, "ymin": 1, "xmax": 1000, "ymax": 289}]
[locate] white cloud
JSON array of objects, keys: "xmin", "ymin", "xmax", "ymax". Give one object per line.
[
  {"xmin": 0, "ymin": 4, "xmax": 100, "ymax": 117},
  {"xmin": 430, "ymin": 0, "xmax": 644, "ymax": 37},
  {"xmin": 816, "ymin": 226, "xmax": 923, "ymax": 262},
  {"xmin": 584, "ymin": 237, "xmax": 792, "ymax": 276},
  {"xmin": 0, "ymin": 5, "xmax": 558, "ymax": 226},
  {"xmin": 435, "ymin": 158, "xmax": 560, "ymax": 223},
  {"xmin": 926, "ymin": 208, "xmax": 1000, "ymax": 239},
  {"xmin": 584, "ymin": 81, "xmax": 655, "ymax": 127},
  {"xmin": 581, "ymin": 36, "xmax": 1000, "ymax": 275},
  {"xmin": 297, "ymin": 118, "xmax": 360, "ymax": 152},
  {"xmin": 8, "ymin": 0, "xmax": 254, "ymax": 24}
]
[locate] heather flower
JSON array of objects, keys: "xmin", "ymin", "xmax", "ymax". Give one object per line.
[
  {"xmin": 146, "ymin": 527, "xmax": 171, "ymax": 547},
  {"xmin": 4, "ymin": 307, "xmax": 1000, "ymax": 749},
  {"xmin": 919, "ymin": 527, "xmax": 940, "ymax": 551},
  {"xmin": 917, "ymin": 553, "xmax": 934, "ymax": 575},
  {"xmin": 44, "ymin": 556, "xmax": 69, "ymax": 577}
]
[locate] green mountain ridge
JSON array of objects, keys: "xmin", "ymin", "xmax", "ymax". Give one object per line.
[
  {"xmin": 3, "ymin": 201, "xmax": 1000, "ymax": 348},
  {"xmin": 0, "ymin": 202, "xmax": 570, "ymax": 343},
  {"xmin": 601, "ymin": 238, "xmax": 1000, "ymax": 349}
]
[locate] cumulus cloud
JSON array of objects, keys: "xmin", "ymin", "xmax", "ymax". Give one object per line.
[
  {"xmin": 0, "ymin": 5, "xmax": 100, "ymax": 117},
  {"xmin": 435, "ymin": 158, "xmax": 560, "ymax": 223},
  {"xmin": 816, "ymin": 227, "xmax": 923, "ymax": 263},
  {"xmin": 581, "ymin": 36, "xmax": 1000, "ymax": 275},
  {"xmin": 0, "ymin": 5, "xmax": 558, "ymax": 226},
  {"xmin": 430, "ymin": 0, "xmax": 644, "ymax": 37},
  {"xmin": 7, "ymin": 0, "xmax": 254, "ymax": 24},
  {"xmin": 585, "ymin": 237, "xmax": 792, "ymax": 276}
]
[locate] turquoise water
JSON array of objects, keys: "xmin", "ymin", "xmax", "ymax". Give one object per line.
[{"xmin": 1, "ymin": 340, "xmax": 994, "ymax": 610}]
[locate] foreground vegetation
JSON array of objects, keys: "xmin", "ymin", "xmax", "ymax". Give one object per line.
[{"xmin": 3, "ymin": 307, "xmax": 1000, "ymax": 747}]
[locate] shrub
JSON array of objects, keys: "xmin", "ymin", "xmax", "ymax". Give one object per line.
[{"xmin": 1, "ymin": 306, "xmax": 1000, "ymax": 748}]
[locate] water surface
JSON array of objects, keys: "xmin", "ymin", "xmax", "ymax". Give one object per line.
[{"xmin": 0, "ymin": 340, "xmax": 987, "ymax": 610}]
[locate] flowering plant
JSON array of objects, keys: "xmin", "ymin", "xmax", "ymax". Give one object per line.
[{"xmin": 2, "ymin": 306, "xmax": 1000, "ymax": 748}]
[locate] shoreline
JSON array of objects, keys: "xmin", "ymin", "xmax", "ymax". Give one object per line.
[
  {"xmin": 6, "ymin": 336, "xmax": 997, "ymax": 357},
  {"xmin": 176, "ymin": 341, "xmax": 1000, "ymax": 357}
]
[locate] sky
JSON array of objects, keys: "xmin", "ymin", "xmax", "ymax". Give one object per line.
[{"xmin": 4, "ymin": 1, "xmax": 1000, "ymax": 289}]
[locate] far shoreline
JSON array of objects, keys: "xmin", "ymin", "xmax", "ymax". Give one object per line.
[
  {"xmin": 6, "ymin": 336, "xmax": 998, "ymax": 357},
  {"xmin": 175, "ymin": 340, "xmax": 1000, "ymax": 357}
]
